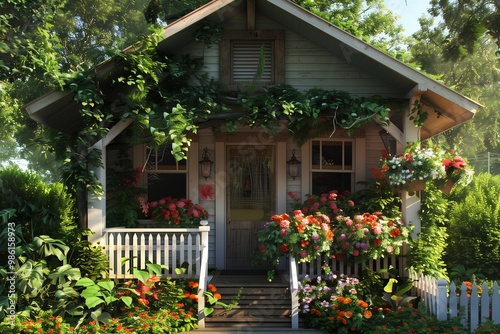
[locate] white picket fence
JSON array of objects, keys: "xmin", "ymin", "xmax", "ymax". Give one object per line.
[
  {"xmin": 296, "ymin": 251, "xmax": 407, "ymax": 279},
  {"xmin": 103, "ymin": 226, "xmax": 210, "ymax": 328},
  {"xmin": 410, "ymin": 269, "xmax": 500, "ymax": 332}
]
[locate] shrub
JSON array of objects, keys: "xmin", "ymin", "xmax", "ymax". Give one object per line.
[
  {"xmin": 0, "ymin": 166, "xmax": 77, "ymax": 241},
  {"xmin": 445, "ymin": 173, "xmax": 500, "ymax": 280}
]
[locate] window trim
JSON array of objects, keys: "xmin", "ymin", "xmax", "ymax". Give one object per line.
[
  {"xmin": 219, "ymin": 30, "xmax": 285, "ymax": 92},
  {"xmin": 311, "ymin": 139, "xmax": 354, "ymax": 172}
]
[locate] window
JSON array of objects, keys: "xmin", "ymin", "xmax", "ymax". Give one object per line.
[
  {"xmin": 144, "ymin": 144, "xmax": 187, "ymax": 201},
  {"xmin": 219, "ymin": 30, "xmax": 284, "ymax": 92},
  {"xmin": 311, "ymin": 140, "xmax": 353, "ymax": 194}
]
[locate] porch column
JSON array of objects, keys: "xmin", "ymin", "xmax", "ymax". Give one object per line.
[
  {"xmin": 402, "ymin": 90, "xmax": 424, "ymax": 237},
  {"xmin": 88, "ymin": 119, "xmax": 133, "ymax": 244}
]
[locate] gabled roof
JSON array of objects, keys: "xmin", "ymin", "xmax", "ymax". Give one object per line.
[{"xmin": 25, "ymin": 0, "xmax": 480, "ymax": 139}]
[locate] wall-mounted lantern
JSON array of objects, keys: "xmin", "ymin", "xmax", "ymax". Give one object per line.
[
  {"xmin": 379, "ymin": 130, "xmax": 397, "ymax": 156},
  {"xmin": 287, "ymin": 149, "xmax": 301, "ymax": 180},
  {"xmin": 199, "ymin": 147, "xmax": 214, "ymax": 180}
]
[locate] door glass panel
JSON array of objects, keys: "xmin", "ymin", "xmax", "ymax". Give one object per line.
[
  {"xmin": 226, "ymin": 146, "xmax": 275, "ymax": 269},
  {"xmin": 228, "ymin": 147, "xmax": 274, "ymax": 220}
]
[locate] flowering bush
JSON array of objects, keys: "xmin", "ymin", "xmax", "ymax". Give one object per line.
[
  {"xmin": 139, "ymin": 196, "xmax": 208, "ymax": 227},
  {"xmin": 330, "ymin": 213, "xmax": 412, "ymax": 263},
  {"xmin": 299, "ymin": 271, "xmax": 373, "ymax": 333},
  {"xmin": 288, "ymin": 190, "xmax": 352, "ymax": 219},
  {"xmin": 257, "ymin": 211, "xmax": 334, "ymax": 265},
  {"xmin": 379, "ymin": 142, "xmax": 446, "ymax": 189}
]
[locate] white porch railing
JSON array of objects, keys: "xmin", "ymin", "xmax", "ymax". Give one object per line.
[
  {"xmin": 410, "ymin": 269, "xmax": 500, "ymax": 332},
  {"xmin": 103, "ymin": 226, "xmax": 210, "ymax": 328}
]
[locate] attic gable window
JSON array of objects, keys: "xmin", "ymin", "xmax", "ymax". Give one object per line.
[{"xmin": 220, "ymin": 30, "xmax": 284, "ymax": 92}]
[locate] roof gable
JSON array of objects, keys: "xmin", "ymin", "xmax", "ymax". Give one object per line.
[{"xmin": 25, "ymin": 0, "xmax": 480, "ymax": 139}]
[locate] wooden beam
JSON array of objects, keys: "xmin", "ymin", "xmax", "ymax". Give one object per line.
[{"xmin": 247, "ymin": 0, "xmax": 255, "ymax": 30}]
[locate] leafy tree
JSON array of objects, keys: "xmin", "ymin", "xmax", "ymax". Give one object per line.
[
  {"xmin": 291, "ymin": 0, "xmax": 409, "ymax": 57},
  {"xmin": 0, "ymin": 0, "xmax": 151, "ymax": 181},
  {"xmin": 409, "ymin": 16, "xmax": 500, "ymax": 174},
  {"xmin": 428, "ymin": 0, "xmax": 500, "ymax": 62}
]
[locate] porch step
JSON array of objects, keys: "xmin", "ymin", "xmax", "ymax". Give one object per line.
[{"xmin": 201, "ymin": 272, "xmax": 295, "ymax": 330}]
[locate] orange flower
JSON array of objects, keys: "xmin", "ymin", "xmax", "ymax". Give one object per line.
[
  {"xmin": 208, "ymin": 283, "xmax": 217, "ymax": 292},
  {"xmin": 343, "ymin": 297, "xmax": 352, "ymax": 304},
  {"xmin": 337, "ymin": 296, "xmax": 345, "ymax": 303},
  {"xmin": 363, "ymin": 310, "xmax": 373, "ymax": 319},
  {"xmin": 188, "ymin": 281, "xmax": 199, "ymax": 288},
  {"xmin": 345, "ymin": 311, "xmax": 353, "ymax": 318},
  {"xmin": 296, "ymin": 224, "xmax": 305, "ymax": 233},
  {"xmin": 358, "ymin": 300, "xmax": 369, "ymax": 308},
  {"xmin": 214, "ymin": 293, "xmax": 222, "ymax": 300}
]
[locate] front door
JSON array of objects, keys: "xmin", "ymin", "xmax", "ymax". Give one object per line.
[{"xmin": 226, "ymin": 145, "xmax": 275, "ymax": 269}]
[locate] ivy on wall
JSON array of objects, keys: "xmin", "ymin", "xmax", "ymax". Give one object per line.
[{"xmin": 37, "ymin": 22, "xmax": 417, "ymax": 226}]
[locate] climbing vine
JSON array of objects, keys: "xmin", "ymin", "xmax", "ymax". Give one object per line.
[{"xmin": 36, "ymin": 21, "xmax": 418, "ymax": 227}]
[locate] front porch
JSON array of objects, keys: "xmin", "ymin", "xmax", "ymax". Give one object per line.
[{"xmin": 101, "ymin": 226, "xmax": 407, "ymax": 330}]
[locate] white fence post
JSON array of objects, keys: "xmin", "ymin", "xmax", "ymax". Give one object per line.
[
  {"xmin": 437, "ymin": 279, "xmax": 448, "ymax": 321},
  {"xmin": 197, "ymin": 225, "xmax": 210, "ymax": 329},
  {"xmin": 289, "ymin": 256, "xmax": 299, "ymax": 329}
]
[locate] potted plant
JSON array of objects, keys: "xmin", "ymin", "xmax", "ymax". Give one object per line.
[{"xmin": 438, "ymin": 150, "xmax": 474, "ymax": 193}]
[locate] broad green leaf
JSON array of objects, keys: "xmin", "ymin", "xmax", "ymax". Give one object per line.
[{"xmin": 97, "ymin": 280, "xmax": 114, "ymax": 292}]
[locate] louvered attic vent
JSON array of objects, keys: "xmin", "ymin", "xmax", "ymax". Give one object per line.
[{"xmin": 231, "ymin": 41, "xmax": 273, "ymax": 83}]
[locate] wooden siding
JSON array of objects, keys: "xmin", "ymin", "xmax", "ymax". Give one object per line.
[{"xmin": 177, "ymin": 10, "xmax": 398, "ymax": 98}]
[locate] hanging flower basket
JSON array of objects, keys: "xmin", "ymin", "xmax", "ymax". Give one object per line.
[
  {"xmin": 378, "ymin": 142, "xmax": 446, "ymax": 191},
  {"xmin": 377, "ymin": 142, "xmax": 474, "ymax": 193},
  {"xmin": 402, "ymin": 180, "xmax": 426, "ymax": 192},
  {"xmin": 437, "ymin": 179, "xmax": 455, "ymax": 195}
]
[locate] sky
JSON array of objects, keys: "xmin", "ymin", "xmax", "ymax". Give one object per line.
[{"xmin": 385, "ymin": 0, "xmax": 431, "ymax": 35}]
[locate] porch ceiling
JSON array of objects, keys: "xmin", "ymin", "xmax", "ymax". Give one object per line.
[{"xmin": 24, "ymin": 0, "xmax": 480, "ymax": 139}]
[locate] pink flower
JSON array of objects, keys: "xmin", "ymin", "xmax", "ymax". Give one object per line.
[
  {"xmin": 373, "ymin": 225, "xmax": 382, "ymax": 235},
  {"xmin": 311, "ymin": 202, "xmax": 320, "ymax": 211},
  {"xmin": 176, "ymin": 200, "xmax": 186, "ymax": 208},
  {"xmin": 345, "ymin": 219, "xmax": 353, "ymax": 228},
  {"xmin": 352, "ymin": 249, "xmax": 359, "ymax": 256},
  {"xmin": 320, "ymin": 195, "xmax": 327, "ymax": 203},
  {"xmin": 299, "ymin": 250, "xmax": 308, "ymax": 258},
  {"xmin": 348, "ymin": 200, "xmax": 355, "ymax": 207},
  {"xmin": 386, "ymin": 246, "xmax": 394, "ymax": 253},
  {"xmin": 280, "ymin": 220, "xmax": 290, "ymax": 229},
  {"xmin": 328, "ymin": 202, "xmax": 338, "ymax": 210},
  {"xmin": 329, "ymin": 192, "xmax": 337, "ymax": 200},
  {"xmin": 293, "ymin": 210, "xmax": 304, "ymax": 219},
  {"xmin": 168, "ymin": 203, "xmax": 176, "ymax": 211}
]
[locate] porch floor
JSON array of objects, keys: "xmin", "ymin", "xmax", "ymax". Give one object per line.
[{"xmin": 190, "ymin": 270, "xmax": 323, "ymax": 334}]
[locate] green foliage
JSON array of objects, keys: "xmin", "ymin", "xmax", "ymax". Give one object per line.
[
  {"xmin": 0, "ymin": 166, "xmax": 77, "ymax": 242},
  {"xmin": 407, "ymin": 185, "xmax": 450, "ymax": 279},
  {"xmin": 106, "ymin": 151, "xmax": 145, "ymax": 228},
  {"xmin": 428, "ymin": 0, "xmax": 498, "ymax": 62},
  {"xmin": 445, "ymin": 173, "xmax": 500, "ymax": 280},
  {"xmin": 64, "ymin": 229, "xmax": 109, "ymax": 280}
]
